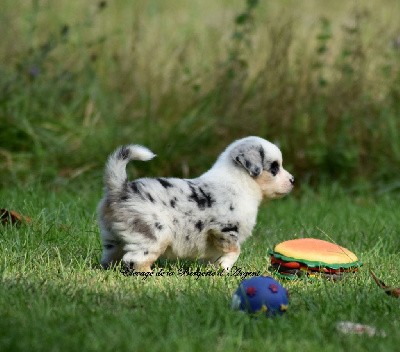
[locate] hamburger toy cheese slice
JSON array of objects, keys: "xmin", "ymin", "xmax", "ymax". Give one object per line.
[{"xmin": 269, "ymin": 238, "xmax": 362, "ymax": 280}]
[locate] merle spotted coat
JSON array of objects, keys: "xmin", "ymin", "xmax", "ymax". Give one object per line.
[{"xmin": 98, "ymin": 136, "xmax": 294, "ymax": 272}]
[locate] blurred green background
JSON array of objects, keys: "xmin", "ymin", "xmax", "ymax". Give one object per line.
[{"xmin": 1, "ymin": 0, "xmax": 400, "ymax": 192}]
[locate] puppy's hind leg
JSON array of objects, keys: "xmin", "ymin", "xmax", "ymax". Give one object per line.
[
  {"xmin": 121, "ymin": 241, "xmax": 162, "ymax": 274},
  {"xmin": 101, "ymin": 242, "xmax": 124, "ymax": 269}
]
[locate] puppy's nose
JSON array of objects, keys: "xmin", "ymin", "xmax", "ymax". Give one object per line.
[{"xmin": 290, "ymin": 177, "xmax": 295, "ymax": 185}]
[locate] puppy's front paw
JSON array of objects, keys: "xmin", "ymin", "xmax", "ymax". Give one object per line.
[{"xmin": 215, "ymin": 251, "xmax": 241, "ymax": 272}]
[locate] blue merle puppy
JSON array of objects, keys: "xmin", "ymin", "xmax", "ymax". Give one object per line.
[{"xmin": 98, "ymin": 136, "xmax": 294, "ymax": 272}]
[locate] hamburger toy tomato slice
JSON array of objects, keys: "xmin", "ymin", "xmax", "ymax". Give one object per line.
[{"xmin": 269, "ymin": 238, "xmax": 362, "ymax": 280}]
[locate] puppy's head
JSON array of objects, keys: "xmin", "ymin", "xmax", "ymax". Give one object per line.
[{"xmin": 230, "ymin": 137, "xmax": 294, "ymax": 199}]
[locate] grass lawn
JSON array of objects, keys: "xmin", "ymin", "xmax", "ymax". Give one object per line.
[
  {"xmin": 1, "ymin": 182, "xmax": 399, "ymax": 352},
  {"xmin": 2, "ymin": 1, "xmax": 400, "ymax": 350}
]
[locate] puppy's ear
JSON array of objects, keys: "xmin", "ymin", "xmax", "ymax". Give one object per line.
[{"xmin": 231, "ymin": 144, "xmax": 264, "ymax": 177}]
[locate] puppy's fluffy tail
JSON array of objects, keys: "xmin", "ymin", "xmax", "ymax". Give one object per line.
[{"xmin": 104, "ymin": 144, "xmax": 156, "ymax": 194}]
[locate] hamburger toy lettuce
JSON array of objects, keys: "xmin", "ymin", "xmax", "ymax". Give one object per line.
[{"xmin": 269, "ymin": 238, "xmax": 362, "ymax": 280}]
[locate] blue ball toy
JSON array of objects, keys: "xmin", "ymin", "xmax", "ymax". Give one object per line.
[{"xmin": 231, "ymin": 276, "xmax": 289, "ymax": 316}]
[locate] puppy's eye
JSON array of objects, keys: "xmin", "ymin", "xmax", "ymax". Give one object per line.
[{"xmin": 270, "ymin": 161, "xmax": 280, "ymax": 176}]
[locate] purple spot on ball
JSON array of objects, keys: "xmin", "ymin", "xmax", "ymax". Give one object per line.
[
  {"xmin": 246, "ymin": 286, "xmax": 257, "ymax": 297},
  {"xmin": 268, "ymin": 283, "xmax": 279, "ymax": 293}
]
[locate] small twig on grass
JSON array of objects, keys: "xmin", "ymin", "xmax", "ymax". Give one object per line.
[
  {"xmin": 369, "ymin": 269, "xmax": 400, "ymax": 298},
  {"xmin": 0, "ymin": 209, "xmax": 32, "ymax": 225}
]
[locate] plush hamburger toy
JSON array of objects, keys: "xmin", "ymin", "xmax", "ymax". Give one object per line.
[{"xmin": 269, "ymin": 238, "xmax": 362, "ymax": 280}]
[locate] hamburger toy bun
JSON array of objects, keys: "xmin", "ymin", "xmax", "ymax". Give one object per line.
[{"xmin": 269, "ymin": 238, "xmax": 362, "ymax": 279}]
